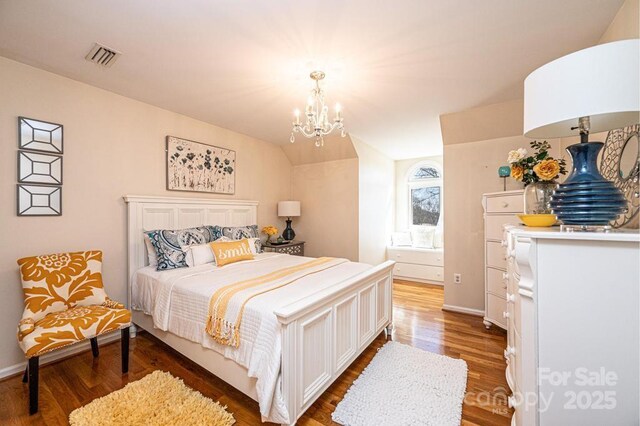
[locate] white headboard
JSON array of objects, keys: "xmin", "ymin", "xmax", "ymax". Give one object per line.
[{"xmin": 123, "ymin": 195, "xmax": 258, "ymax": 306}]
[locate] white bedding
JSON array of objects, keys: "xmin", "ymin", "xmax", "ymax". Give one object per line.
[{"xmin": 131, "ymin": 253, "xmax": 371, "ymax": 424}]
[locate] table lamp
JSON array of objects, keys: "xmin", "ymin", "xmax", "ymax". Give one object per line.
[
  {"xmin": 278, "ymin": 201, "xmax": 301, "ymax": 240},
  {"xmin": 524, "ymin": 39, "xmax": 640, "ymax": 230}
]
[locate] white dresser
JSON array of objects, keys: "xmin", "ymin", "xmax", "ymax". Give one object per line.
[
  {"xmin": 482, "ymin": 190, "xmax": 524, "ymax": 329},
  {"xmin": 387, "ymin": 247, "xmax": 444, "ymax": 284},
  {"xmin": 504, "ymin": 227, "xmax": 639, "ymax": 425}
]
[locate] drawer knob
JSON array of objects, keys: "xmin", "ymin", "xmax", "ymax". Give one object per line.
[
  {"xmin": 506, "ymin": 293, "xmax": 515, "ymax": 302},
  {"xmin": 508, "ymin": 395, "xmax": 517, "ymax": 408},
  {"xmin": 502, "ymin": 311, "xmax": 510, "ymax": 319},
  {"xmin": 502, "ymin": 202, "xmax": 509, "ymax": 208}
]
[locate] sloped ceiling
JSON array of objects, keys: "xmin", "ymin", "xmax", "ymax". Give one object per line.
[{"xmin": 0, "ymin": 0, "xmax": 623, "ymax": 159}]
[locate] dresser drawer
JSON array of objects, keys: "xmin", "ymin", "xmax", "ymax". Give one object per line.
[
  {"xmin": 487, "ymin": 267, "xmax": 507, "ymax": 296},
  {"xmin": 485, "ymin": 194, "xmax": 523, "ymax": 213},
  {"xmin": 387, "ymin": 248, "xmax": 443, "ymax": 266},
  {"xmin": 393, "ymin": 263, "xmax": 443, "ymax": 282},
  {"xmin": 487, "ymin": 293, "xmax": 507, "ymax": 329},
  {"xmin": 486, "ymin": 241, "xmax": 507, "ymax": 270},
  {"xmin": 485, "ymin": 214, "xmax": 521, "ymax": 241}
]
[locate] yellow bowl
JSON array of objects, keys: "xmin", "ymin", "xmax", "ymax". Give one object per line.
[{"xmin": 517, "ymin": 214, "xmax": 557, "ymax": 227}]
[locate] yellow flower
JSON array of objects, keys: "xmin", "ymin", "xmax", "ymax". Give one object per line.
[
  {"xmin": 511, "ymin": 165, "xmax": 524, "ymax": 181},
  {"xmin": 533, "ymin": 159, "xmax": 560, "ymax": 181},
  {"xmin": 261, "ymin": 226, "xmax": 278, "ymax": 236}
]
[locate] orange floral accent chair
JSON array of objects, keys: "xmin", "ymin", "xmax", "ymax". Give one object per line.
[{"xmin": 16, "ymin": 250, "xmax": 131, "ymax": 415}]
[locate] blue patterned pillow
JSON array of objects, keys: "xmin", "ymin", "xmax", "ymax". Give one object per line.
[
  {"xmin": 147, "ymin": 226, "xmax": 219, "ymax": 270},
  {"xmin": 219, "ymin": 225, "xmax": 262, "ymax": 253}
]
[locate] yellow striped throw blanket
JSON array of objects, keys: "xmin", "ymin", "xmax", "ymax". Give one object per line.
[{"xmin": 205, "ymin": 257, "xmax": 347, "ymax": 347}]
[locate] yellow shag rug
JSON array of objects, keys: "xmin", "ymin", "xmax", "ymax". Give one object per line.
[{"xmin": 69, "ymin": 370, "xmax": 235, "ymax": 426}]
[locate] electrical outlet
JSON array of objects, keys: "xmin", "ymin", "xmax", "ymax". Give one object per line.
[{"xmin": 454, "ymin": 273, "xmax": 462, "ymax": 284}]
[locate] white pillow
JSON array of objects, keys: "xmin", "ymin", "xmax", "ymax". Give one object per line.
[
  {"xmin": 433, "ymin": 228, "xmax": 444, "ymax": 248},
  {"xmin": 247, "ymin": 237, "xmax": 261, "ymax": 254},
  {"xmin": 411, "ymin": 228, "xmax": 435, "ymax": 249},
  {"xmin": 182, "ymin": 236, "xmax": 231, "ymax": 267},
  {"xmin": 144, "ymin": 234, "xmax": 157, "ymax": 267},
  {"xmin": 391, "ymin": 232, "xmax": 412, "ymax": 247}
]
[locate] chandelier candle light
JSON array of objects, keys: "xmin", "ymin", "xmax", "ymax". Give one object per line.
[{"xmin": 290, "ymin": 71, "xmax": 346, "ymax": 147}]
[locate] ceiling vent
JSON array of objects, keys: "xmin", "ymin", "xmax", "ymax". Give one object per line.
[{"xmin": 85, "ymin": 43, "xmax": 121, "ymax": 68}]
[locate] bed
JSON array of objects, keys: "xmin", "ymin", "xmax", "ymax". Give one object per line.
[{"xmin": 124, "ymin": 195, "xmax": 395, "ymax": 425}]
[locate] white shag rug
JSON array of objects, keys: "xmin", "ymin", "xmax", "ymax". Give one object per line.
[{"xmin": 332, "ymin": 341, "xmax": 468, "ymax": 426}]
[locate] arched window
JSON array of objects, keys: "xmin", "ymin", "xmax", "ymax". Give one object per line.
[{"xmin": 407, "ymin": 162, "xmax": 442, "ymax": 227}]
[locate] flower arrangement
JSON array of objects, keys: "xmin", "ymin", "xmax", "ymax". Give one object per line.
[
  {"xmin": 508, "ymin": 140, "xmax": 567, "ymax": 185},
  {"xmin": 261, "ymin": 225, "xmax": 278, "ymax": 243}
]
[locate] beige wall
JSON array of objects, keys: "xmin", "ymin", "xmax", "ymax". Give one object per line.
[
  {"xmin": 443, "ymin": 135, "xmax": 567, "ymax": 311},
  {"xmin": 599, "ymin": 0, "xmax": 640, "ymax": 43},
  {"xmin": 440, "ymin": 100, "xmax": 524, "ymax": 146},
  {"xmin": 352, "ymin": 137, "xmax": 395, "ymax": 265},
  {"xmin": 395, "ymin": 155, "xmax": 443, "ymax": 231},
  {"xmin": 281, "ymin": 135, "xmax": 357, "ymax": 166},
  {"xmin": 288, "ymin": 135, "xmax": 394, "ymax": 265},
  {"xmin": 291, "ymin": 159, "xmax": 359, "ymax": 260},
  {"xmin": 0, "ymin": 57, "xmax": 292, "ymax": 371}
]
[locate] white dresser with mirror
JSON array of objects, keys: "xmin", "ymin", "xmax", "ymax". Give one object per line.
[
  {"xmin": 482, "ymin": 190, "xmax": 524, "ymax": 329},
  {"xmin": 504, "ymin": 227, "xmax": 639, "ymax": 425}
]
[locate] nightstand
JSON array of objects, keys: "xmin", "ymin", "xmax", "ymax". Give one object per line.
[{"xmin": 263, "ymin": 240, "xmax": 305, "ymax": 256}]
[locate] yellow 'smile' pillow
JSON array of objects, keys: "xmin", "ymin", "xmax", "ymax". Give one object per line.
[{"xmin": 209, "ymin": 238, "xmax": 255, "ymax": 267}]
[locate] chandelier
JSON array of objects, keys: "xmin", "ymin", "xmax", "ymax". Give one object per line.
[{"xmin": 290, "ymin": 70, "xmax": 346, "ymax": 147}]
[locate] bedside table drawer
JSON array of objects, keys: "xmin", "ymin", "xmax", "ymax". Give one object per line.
[
  {"xmin": 264, "ymin": 241, "xmax": 305, "ymax": 256},
  {"xmin": 279, "ymin": 244, "xmax": 303, "ymax": 256}
]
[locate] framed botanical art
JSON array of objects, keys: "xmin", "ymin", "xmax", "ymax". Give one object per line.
[
  {"xmin": 166, "ymin": 136, "xmax": 236, "ymax": 194},
  {"xmin": 19, "ymin": 116, "xmax": 64, "ymax": 154}
]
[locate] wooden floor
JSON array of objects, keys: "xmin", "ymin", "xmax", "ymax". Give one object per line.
[{"xmin": 0, "ymin": 281, "xmax": 511, "ymax": 425}]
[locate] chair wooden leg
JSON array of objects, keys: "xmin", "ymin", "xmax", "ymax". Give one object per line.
[
  {"xmin": 22, "ymin": 364, "xmax": 28, "ymax": 383},
  {"xmin": 28, "ymin": 356, "xmax": 39, "ymax": 415},
  {"xmin": 121, "ymin": 327, "xmax": 129, "ymax": 374},
  {"xmin": 90, "ymin": 337, "xmax": 99, "ymax": 357}
]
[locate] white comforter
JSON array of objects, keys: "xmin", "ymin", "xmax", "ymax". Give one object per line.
[{"xmin": 131, "ymin": 253, "xmax": 370, "ymax": 424}]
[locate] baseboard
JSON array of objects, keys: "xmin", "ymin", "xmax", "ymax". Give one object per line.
[
  {"xmin": 0, "ymin": 332, "xmax": 121, "ymax": 380},
  {"xmin": 442, "ymin": 304, "xmax": 484, "ymax": 317},
  {"xmin": 394, "ymin": 277, "xmax": 444, "ymax": 286}
]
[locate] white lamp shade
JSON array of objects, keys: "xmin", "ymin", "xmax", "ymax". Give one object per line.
[
  {"xmin": 524, "ymin": 39, "xmax": 640, "ymax": 138},
  {"xmin": 278, "ymin": 201, "xmax": 301, "ymax": 217}
]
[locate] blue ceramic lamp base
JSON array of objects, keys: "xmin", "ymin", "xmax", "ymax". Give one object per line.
[
  {"xmin": 550, "ymin": 142, "xmax": 627, "ymax": 228},
  {"xmin": 282, "ymin": 218, "xmax": 296, "ymax": 241}
]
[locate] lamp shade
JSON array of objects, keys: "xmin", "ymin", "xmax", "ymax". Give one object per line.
[
  {"xmin": 278, "ymin": 201, "xmax": 300, "ymax": 217},
  {"xmin": 524, "ymin": 39, "xmax": 640, "ymax": 138}
]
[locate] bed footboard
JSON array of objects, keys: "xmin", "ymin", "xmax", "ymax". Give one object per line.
[{"xmin": 274, "ymin": 260, "xmax": 395, "ymax": 425}]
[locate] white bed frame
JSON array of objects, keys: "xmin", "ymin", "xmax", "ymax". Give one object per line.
[{"xmin": 124, "ymin": 195, "xmax": 395, "ymax": 425}]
